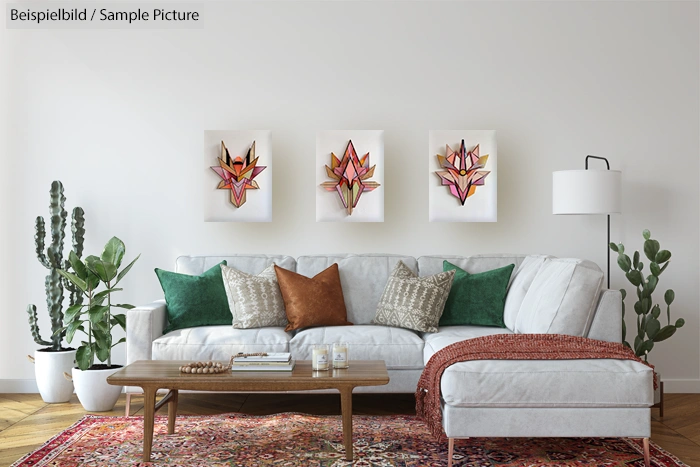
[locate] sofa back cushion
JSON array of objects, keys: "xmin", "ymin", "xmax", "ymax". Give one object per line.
[
  {"xmin": 176, "ymin": 255, "xmax": 296, "ymax": 276},
  {"xmin": 515, "ymin": 258, "xmax": 604, "ymax": 336},
  {"xmin": 417, "ymin": 254, "xmax": 525, "ymax": 277},
  {"xmin": 502, "ymin": 255, "xmax": 551, "ymax": 330},
  {"xmin": 296, "ymin": 254, "xmax": 418, "ymax": 325}
]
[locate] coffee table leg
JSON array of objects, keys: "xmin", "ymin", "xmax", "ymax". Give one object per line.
[
  {"xmin": 143, "ymin": 386, "xmax": 157, "ymax": 462},
  {"xmin": 168, "ymin": 390, "xmax": 178, "ymax": 435},
  {"xmin": 340, "ymin": 387, "xmax": 353, "ymax": 461}
]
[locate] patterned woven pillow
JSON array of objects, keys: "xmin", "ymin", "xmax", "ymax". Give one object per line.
[
  {"xmin": 372, "ymin": 261, "xmax": 455, "ymax": 333},
  {"xmin": 220, "ymin": 264, "xmax": 288, "ymax": 329}
]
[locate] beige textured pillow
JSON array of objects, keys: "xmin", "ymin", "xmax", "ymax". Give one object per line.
[
  {"xmin": 373, "ymin": 261, "xmax": 455, "ymax": 333},
  {"xmin": 220, "ymin": 264, "xmax": 288, "ymax": 329}
]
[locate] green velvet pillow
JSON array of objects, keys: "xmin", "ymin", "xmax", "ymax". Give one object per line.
[
  {"xmin": 156, "ymin": 261, "xmax": 232, "ymax": 334},
  {"xmin": 439, "ymin": 261, "xmax": 515, "ymax": 328}
]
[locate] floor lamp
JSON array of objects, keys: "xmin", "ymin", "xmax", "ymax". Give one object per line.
[{"xmin": 552, "ymin": 156, "xmax": 621, "ymax": 289}]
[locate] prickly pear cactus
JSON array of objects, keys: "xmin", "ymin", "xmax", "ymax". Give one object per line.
[
  {"xmin": 610, "ymin": 229, "xmax": 684, "ymax": 362},
  {"xmin": 26, "ymin": 181, "xmax": 85, "ymax": 351}
]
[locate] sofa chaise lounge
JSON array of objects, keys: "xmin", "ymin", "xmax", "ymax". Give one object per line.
[{"xmin": 126, "ymin": 253, "xmax": 654, "ymax": 466}]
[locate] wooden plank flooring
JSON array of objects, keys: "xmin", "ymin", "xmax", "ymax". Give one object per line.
[{"xmin": 0, "ymin": 392, "xmax": 698, "ymax": 466}]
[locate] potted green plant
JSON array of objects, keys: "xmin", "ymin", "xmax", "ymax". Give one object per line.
[
  {"xmin": 26, "ymin": 181, "xmax": 85, "ymax": 403},
  {"xmin": 610, "ymin": 229, "xmax": 684, "ymax": 404},
  {"xmin": 57, "ymin": 236, "xmax": 140, "ymax": 412}
]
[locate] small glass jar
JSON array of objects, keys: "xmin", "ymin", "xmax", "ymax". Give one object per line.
[
  {"xmin": 332, "ymin": 342, "xmax": 349, "ymax": 369},
  {"xmin": 312, "ymin": 344, "xmax": 330, "ymax": 371}
]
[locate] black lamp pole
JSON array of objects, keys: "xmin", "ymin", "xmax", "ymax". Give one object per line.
[{"xmin": 585, "ymin": 155, "xmax": 611, "ymax": 289}]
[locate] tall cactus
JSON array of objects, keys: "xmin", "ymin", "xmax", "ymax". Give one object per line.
[{"xmin": 26, "ymin": 181, "xmax": 85, "ymax": 351}]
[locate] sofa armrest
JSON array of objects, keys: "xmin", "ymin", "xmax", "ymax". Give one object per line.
[
  {"xmin": 587, "ymin": 289, "xmax": 623, "ymax": 343},
  {"xmin": 126, "ymin": 300, "xmax": 167, "ymax": 364}
]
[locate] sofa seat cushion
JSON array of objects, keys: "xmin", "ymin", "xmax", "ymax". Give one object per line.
[
  {"xmin": 422, "ymin": 326, "xmax": 514, "ymax": 364},
  {"xmin": 441, "ymin": 358, "xmax": 653, "ymax": 408},
  {"xmin": 152, "ymin": 326, "xmax": 292, "ymax": 360},
  {"xmin": 290, "ymin": 325, "xmax": 424, "ymax": 370}
]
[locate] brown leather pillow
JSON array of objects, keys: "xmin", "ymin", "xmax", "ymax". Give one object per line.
[{"xmin": 274, "ymin": 263, "xmax": 352, "ymax": 332}]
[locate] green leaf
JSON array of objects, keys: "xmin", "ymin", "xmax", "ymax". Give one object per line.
[
  {"xmin": 659, "ymin": 262, "xmax": 670, "ymax": 274},
  {"xmin": 75, "ymin": 345, "xmax": 93, "ymax": 371},
  {"xmin": 633, "ymin": 251, "xmax": 639, "ymax": 269},
  {"xmin": 115, "ymin": 254, "xmax": 140, "ymax": 286},
  {"xmin": 86, "ymin": 256, "xmax": 118, "ymax": 283},
  {"xmin": 93, "ymin": 328, "xmax": 109, "ymax": 348},
  {"xmin": 94, "ymin": 288, "xmax": 123, "ymax": 303},
  {"xmin": 86, "ymin": 270, "xmax": 100, "ymax": 291},
  {"xmin": 64, "ymin": 304, "xmax": 84, "ymax": 324},
  {"xmin": 65, "ymin": 321, "xmax": 84, "ymax": 343},
  {"xmin": 651, "ymin": 304, "xmax": 661, "ymax": 319},
  {"xmin": 69, "ymin": 251, "xmax": 88, "ymax": 280},
  {"xmin": 626, "ymin": 270, "xmax": 642, "ymax": 287},
  {"xmin": 101, "ymin": 237, "xmax": 126, "ymax": 268},
  {"xmin": 634, "ymin": 300, "xmax": 644, "ymax": 315},
  {"xmin": 646, "ymin": 275, "xmax": 658, "ymax": 295},
  {"xmin": 609, "ymin": 243, "xmax": 619, "ymax": 252},
  {"xmin": 633, "ymin": 335, "xmax": 643, "ymax": 354},
  {"xmin": 650, "ymin": 262, "xmax": 661, "ymax": 277},
  {"xmin": 111, "ymin": 337, "xmax": 126, "ymax": 348},
  {"xmin": 675, "ymin": 318, "xmax": 685, "ymax": 328},
  {"xmin": 56, "ymin": 269, "xmax": 87, "ymax": 293},
  {"xmin": 664, "ymin": 289, "xmax": 675, "ymax": 305},
  {"xmin": 622, "ymin": 320, "xmax": 627, "ymax": 343},
  {"xmin": 645, "ymin": 317, "xmax": 661, "ymax": 339},
  {"xmin": 653, "ymin": 325, "xmax": 677, "ymax": 342},
  {"xmin": 643, "ymin": 229, "xmax": 651, "ymax": 240},
  {"xmin": 617, "ymin": 244, "xmax": 625, "ymax": 254},
  {"xmin": 637, "ymin": 261, "xmax": 644, "ymax": 271},
  {"xmin": 111, "ymin": 314, "xmax": 126, "ymax": 331},
  {"xmin": 113, "ymin": 303, "xmax": 135, "ymax": 310},
  {"xmin": 655, "ymin": 250, "xmax": 671, "ymax": 263},
  {"xmin": 644, "ymin": 239, "xmax": 659, "ymax": 262},
  {"xmin": 617, "ymin": 254, "xmax": 632, "ymax": 273},
  {"xmin": 88, "ymin": 305, "xmax": 109, "ymax": 325},
  {"xmin": 638, "ymin": 339, "xmax": 654, "ymax": 357},
  {"xmin": 620, "ymin": 288, "xmax": 627, "ymax": 300},
  {"xmin": 96, "ymin": 345, "xmax": 110, "ymax": 363}
]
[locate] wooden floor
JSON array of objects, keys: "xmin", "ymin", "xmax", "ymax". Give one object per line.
[{"xmin": 0, "ymin": 392, "xmax": 698, "ymax": 466}]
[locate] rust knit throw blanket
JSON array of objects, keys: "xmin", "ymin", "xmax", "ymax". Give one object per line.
[{"xmin": 415, "ymin": 334, "xmax": 656, "ymax": 440}]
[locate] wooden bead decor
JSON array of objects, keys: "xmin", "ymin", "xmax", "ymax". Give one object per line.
[{"xmin": 178, "ymin": 353, "xmax": 269, "ymax": 375}]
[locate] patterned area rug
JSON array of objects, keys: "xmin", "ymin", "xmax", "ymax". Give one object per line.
[{"xmin": 12, "ymin": 413, "xmax": 687, "ymax": 466}]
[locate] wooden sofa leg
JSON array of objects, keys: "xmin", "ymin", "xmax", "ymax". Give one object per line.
[
  {"xmin": 643, "ymin": 437, "xmax": 650, "ymax": 467},
  {"xmin": 448, "ymin": 438, "xmax": 454, "ymax": 467},
  {"xmin": 125, "ymin": 393, "xmax": 132, "ymax": 417}
]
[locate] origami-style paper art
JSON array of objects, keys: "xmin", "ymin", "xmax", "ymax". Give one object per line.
[
  {"xmin": 320, "ymin": 140, "xmax": 380, "ymax": 216},
  {"xmin": 435, "ymin": 139, "xmax": 490, "ymax": 205},
  {"xmin": 211, "ymin": 140, "xmax": 266, "ymax": 208}
]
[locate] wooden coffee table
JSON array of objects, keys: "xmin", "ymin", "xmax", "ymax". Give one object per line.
[{"xmin": 107, "ymin": 360, "xmax": 389, "ymax": 462}]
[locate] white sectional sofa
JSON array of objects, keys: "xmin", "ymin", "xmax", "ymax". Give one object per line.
[{"xmin": 126, "ymin": 253, "xmax": 654, "ymax": 464}]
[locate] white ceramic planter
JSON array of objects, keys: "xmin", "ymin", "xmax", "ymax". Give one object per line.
[
  {"xmin": 30, "ymin": 349, "xmax": 76, "ymax": 403},
  {"xmin": 72, "ymin": 366, "xmax": 123, "ymax": 412}
]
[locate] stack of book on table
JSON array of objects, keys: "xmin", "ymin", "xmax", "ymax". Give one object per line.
[{"xmin": 230, "ymin": 352, "xmax": 295, "ymax": 371}]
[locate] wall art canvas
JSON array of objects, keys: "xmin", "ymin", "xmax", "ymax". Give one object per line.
[
  {"xmin": 203, "ymin": 130, "xmax": 272, "ymax": 222},
  {"xmin": 316, "ymin": 130, "xmax": 384, "ymax": 222},
  {"xmin": 428, "ymin": 130, "xmax": 497, "ymax": 222}
]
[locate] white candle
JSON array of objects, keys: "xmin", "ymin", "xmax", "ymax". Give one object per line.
[
  {"xmin": 333, "ymin": 343, "xmax": 348, "ymax": 369},
  {"xmin": 312, "ymin": 345, "xmax": 329, "ymax": 371}
]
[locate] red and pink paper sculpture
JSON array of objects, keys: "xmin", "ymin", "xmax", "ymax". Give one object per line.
[
  {"xmin": 211, "ymin": 140, "xmax": 266, "ymax": 208},
  {"xmin": 435, "ymin": 139, "xmax": 490, "ymax": 205},
  {"xmin": 320, "ymin": 140, "xmax": 380, "ymax": 215}
]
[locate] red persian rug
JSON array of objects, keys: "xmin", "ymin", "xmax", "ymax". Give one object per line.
[{"xmin": 12, "ymin": 413, "xmax": 687, "ymax": 467}]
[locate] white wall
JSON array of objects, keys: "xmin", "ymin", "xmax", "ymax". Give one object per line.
[{"xmin": 2, "ymin": 1, "xmax": 699, "ymax": 391}]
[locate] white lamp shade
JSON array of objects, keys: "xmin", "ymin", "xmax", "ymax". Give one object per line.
[{"xmin": 553, "ymin": 170, "xmax": 621, "ymax": 214}]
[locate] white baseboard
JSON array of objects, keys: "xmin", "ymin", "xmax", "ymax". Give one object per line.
[
  {"xmin": 663, "ymin": 379, "xmax": 700, "ymax": 393},
  {"xmin": 0, "ymin": 379, "xmax": 38, "ymax": 393}
]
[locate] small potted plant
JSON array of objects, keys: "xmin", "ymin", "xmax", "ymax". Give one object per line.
[
  {"xmin": 26, "ymin": 181, "xmax": 85, "ymax": 403},
  {"xmin": 57, "ymin": 237, "xmax": 139, "ymax": 412}
]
